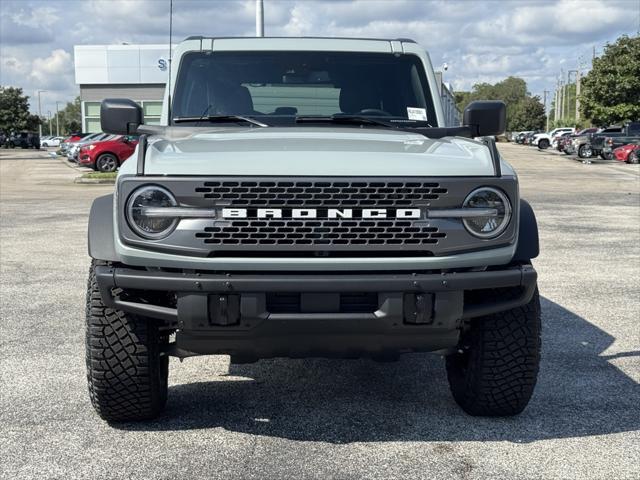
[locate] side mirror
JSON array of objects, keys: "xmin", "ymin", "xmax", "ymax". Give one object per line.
[
  {"xmin": 463, "ymin": 101, "xmax": 506, "ymax": 137},
  {"xmin": 100, "ymin": 99, "xmax": 143, "ymax": 135}
]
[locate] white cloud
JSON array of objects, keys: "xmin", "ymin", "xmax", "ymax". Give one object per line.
[
  {"xmin": 0, "ymin": 0, "xmax": 636, "ymax": 115},
  {"xmin": 29, "ymin": 49, "xmax": 74, "ymax": 91},
  {"xmin": 11, "ymin": 6, "xmax": 60, "ymax": 28}
]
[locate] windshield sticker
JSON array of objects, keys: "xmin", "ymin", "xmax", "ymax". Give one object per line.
[{"xmin": 407, "ymin": 107, "xmax": 427, "ymax": 121}]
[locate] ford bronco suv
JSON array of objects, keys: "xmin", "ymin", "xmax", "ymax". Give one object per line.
[{"xmin": 86, "ymin": 37, "xmax": 541, "ymax": 422}]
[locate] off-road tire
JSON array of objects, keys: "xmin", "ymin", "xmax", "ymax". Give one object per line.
[
  {"xmin": 96, "ymin": 153, "xmax": 118, "ymax": 172},
  {"xmin": 86, "ymin": 260, "xmax": 168, "ymax": 422},
  {"xmin": 578, "ymin": 145, "xmax": 592, "ymax": 158},
  {"xmin": 538, "ymin": 139, "xmax": 549, "ymax": 149},
  {"xmin": 446, "ymin": 287, "xmax": 541, "ymax": 416},
  {"xmin": 627, "ymin": 151, "xmax": 639, "ymax": 164}
]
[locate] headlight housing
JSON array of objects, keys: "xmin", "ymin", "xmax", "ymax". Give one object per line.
[
  {"xmin": 126, "ymin": 185, "xmax": 178, "ymax": 239},
  {"xmin": 462, "ymin": 187, "xmax": 512, "ymax": 238}
]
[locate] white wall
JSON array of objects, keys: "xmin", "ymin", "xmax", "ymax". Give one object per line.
[{"xmin": 74, "ymin": 45, "xmax": 171, "ymax": 85}]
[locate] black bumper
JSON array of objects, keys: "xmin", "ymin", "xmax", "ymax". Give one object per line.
[{"xmin": 95, "ymin": 265, "xmax": 537, "ymax": 360}]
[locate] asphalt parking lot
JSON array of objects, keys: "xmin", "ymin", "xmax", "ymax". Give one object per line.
[{"xmin": 1, "ymin": 144, "xmax": 639, "ymax": 480}]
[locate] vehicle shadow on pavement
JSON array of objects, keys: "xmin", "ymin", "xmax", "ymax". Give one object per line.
[{"xmin": 117, "ymin": 296, "xmax": 640, "ymax": 443}]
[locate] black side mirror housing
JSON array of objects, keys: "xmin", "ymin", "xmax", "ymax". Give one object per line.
[
  {"xmin": 100, "ymin": 98, "xmax": 143, "ymax": 135},
  {"xmin": 463, "ymin": 101, "xmax": 506, "ymax": 137}
]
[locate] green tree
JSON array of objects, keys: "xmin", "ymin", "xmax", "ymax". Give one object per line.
[
  {"xmin": 51, "ymin": 96, "xmax": 82, "ymax": 134},
  {"xmin": 580, "ymin": 35, "xmax": 640, "ymax": 126},
  {"xmin": 455, "ymin": 76, "xmax": 545, "ymax": 131},
  {"xmin": 510, "ymin": 95, "xmax": 546, "ymax": 130},
  {"xmin": 0, "ymin": 86, "xmax": 41, "ymax": 133}
]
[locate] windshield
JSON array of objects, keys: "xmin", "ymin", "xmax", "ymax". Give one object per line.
[{"xmin": 172, "ymin": 51, "xmax": 436, "ymax": 125}]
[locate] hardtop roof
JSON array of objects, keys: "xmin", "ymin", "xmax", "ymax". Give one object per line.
[{"xmin": 183, "ymin": 36, "xmax": 417, "ymax": 43}]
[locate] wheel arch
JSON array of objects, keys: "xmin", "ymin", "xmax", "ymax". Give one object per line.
[
  {"xmin": 96, "ymin": 150, "xmax": 118, "ymax": 159},
  {"xmin": 88, "ymin": 194, "xmax": 119, "ymax": 262},
  {"xmin": 513, "ymin": 199, "xmax": 539, "ymax": 262}
]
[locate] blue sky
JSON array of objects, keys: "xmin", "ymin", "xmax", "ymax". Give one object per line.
[{"xmin": 1, "ymin": 0, "xmax": 638, "ymax": 115}]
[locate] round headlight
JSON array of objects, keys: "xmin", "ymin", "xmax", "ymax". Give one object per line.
[
  {"xmin": 462, "ymin": 187, "xmax": 512, "ymax": 238},
  {"xmin": 126, "ymin": 185, "xmax": 178, "ymax": 239}
]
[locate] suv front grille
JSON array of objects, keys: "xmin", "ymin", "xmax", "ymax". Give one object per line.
[
  {"xmin": 191, "ymin": 180, "xmax": 449, "ymax": 250},
  {"xmin": 195, "ymin": 219, "xmax": 446, "ymax": 246},
  {"xmin": 195, "ymin": 180, "xmax": 448, "ymax": 207}
]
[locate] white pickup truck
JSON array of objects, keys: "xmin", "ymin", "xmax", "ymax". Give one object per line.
[{"xmin": 532, "ymin": 127, "xmax": 575, "ymax": 149}]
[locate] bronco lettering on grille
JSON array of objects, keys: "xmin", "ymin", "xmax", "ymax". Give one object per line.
[{"xmin": 221, "ymin": 208, "xmax": 422, "ymax": 219}]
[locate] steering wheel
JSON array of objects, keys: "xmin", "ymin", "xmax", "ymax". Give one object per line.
[{"xmin": 356, "ymin": 109, "xmax": 392, "ymax": 117}]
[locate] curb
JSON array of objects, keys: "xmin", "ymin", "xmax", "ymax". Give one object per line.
[{"xmin": 74, "ymin": 177, "xmax": 116, "ymax": 185}]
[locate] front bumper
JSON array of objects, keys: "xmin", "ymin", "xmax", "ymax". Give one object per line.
[
  {"xmin": 95, "ymin": 264, "xmax": 537, "ymax": 360},
  {"xmin": 79, "ymin": 153, "xmax": 95, "ymax": 167}
]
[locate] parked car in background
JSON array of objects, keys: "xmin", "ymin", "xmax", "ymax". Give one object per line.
[
  {"xmin": 612, "ymin": 143, "xmax": 640, "ymax": 164},
  {"xmin": 588, "ymin": 125, "xmax": 627, "ymax": 159},
  {"xmin": 600, "ymin": 123, "xmax": 640, "ymax": 159},
  {"xmin": 573, "ymin": 126, "xmax": 622, "ymax": 159},
  {"xmin": 524, "ymin": 131, "xmax": 542, "ymax": 145},
  {"xmin": 561, "ymin": 128, "xmax": 598, "ymax": 154},
  {"xmin": 551, "ymin": 129, "xmax": 576, "ymax": 149},
  {"xmin": 531, "ymin": 127, "xmax": 574, "ymax": 149},
  {"xmin": 78, "ymin": 135, "xmax": 138, "ymax": 172},
  {"xmin": 508, "ymin": 131, "xmax": 524, "ymax": 142},
  {"xmin": 554, "ymin": 132, "xmax": 573, "ymax": 151},
  {"xmin": 4, "ymin": 132, "xmax": 40, "ymax": 149},
  {"xmin": 67, "ymin": 133, "xmax": 113, "ymax": 161},
  {"xmin": 41, "ymin": 136, "xmax": 64, "ymax": 147},
  {"xmin": 515, "ymin": 131, "xmax": 533, "ymax": 144},
  {"xmin": 61, "ymin": 133, "xmax": 89, "ymax": 154}
]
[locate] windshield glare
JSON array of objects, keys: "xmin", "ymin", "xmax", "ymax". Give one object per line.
[{"xmin": 172, "ymin": 51, "xmax": 435, "ymax": 125}]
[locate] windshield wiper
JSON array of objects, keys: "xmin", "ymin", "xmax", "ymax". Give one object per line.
[
  {"xmin": 296, "ymin": 115, "xmax": 434, "ymax": 129},
  {"xmin": 173, "ymin": 115, "xmax": 268, "ymax": 127},
  {"xmin": 295, "ymin": 115, "xmax": 397, "ymax": 128}
]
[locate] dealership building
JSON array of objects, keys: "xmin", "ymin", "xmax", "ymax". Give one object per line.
[
  {"xmin": 74, "ymin": 44, "xmax": 171, "ymax": 132},
  {"xmin": 74, "ymin": 43, "xmax": 459, "ymax": 132}
]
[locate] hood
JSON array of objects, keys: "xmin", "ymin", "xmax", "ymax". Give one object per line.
[{"xmin": 124, "ymin": 127, "xmax": 498, "ymax": 177}]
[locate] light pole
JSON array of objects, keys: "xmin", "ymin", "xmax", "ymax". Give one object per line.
[
  {"xmin": 558, "ymin": 80, "xmax": 564, "ymax": 124},
  {"xmin": 37, "ymin": 90, "xmax": 47, "ymax": 138},
  {"xmin": 567, "ymin": 70, "xmax": 578, "ymax": 123},
  {"xmin": 256, "ymin": 0, "xmax": 264, "ymax": 37},
  {"xmin": 55, "ymin": 101, "xmax": 61, "ymax": 136},
  {"xmin": 48, "ymin": 111, "xmax": 52, "ymax": 136},
  {"xmin": 543, "ymin": 90, "xmax": 550, "ymax": 132}
]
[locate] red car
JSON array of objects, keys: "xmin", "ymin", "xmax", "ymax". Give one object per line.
[
  {"xmin": 612, "ymin": 143, "xmax": 640, "ymax": 164},
  {"xmin": 62, "ymin": 132, "xmax": 88, "ymax": 143},
  {"xmin": 78, "ymin": 135, "xmax": 138, "ymax": 172}
]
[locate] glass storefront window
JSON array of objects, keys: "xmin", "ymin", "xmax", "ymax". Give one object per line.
[
  {"xmin": 85, "ymin": 102, "xmax": 101, "ymax": 116},
  {"xmin": 85, "ymin": 117, "xmax": 102, "ymax": 133},
  {"xmin": 143, "ymin": 102, "xmax": 162, "ymax": 116}
]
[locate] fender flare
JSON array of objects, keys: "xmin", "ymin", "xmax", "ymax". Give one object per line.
[
  {"xmin": 513, "ymin": 199, "xmax": 539, "ymax": 262},
  {"xmin": 88, "ymin": 194, "xmax": 119, "ymax": 262}
]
